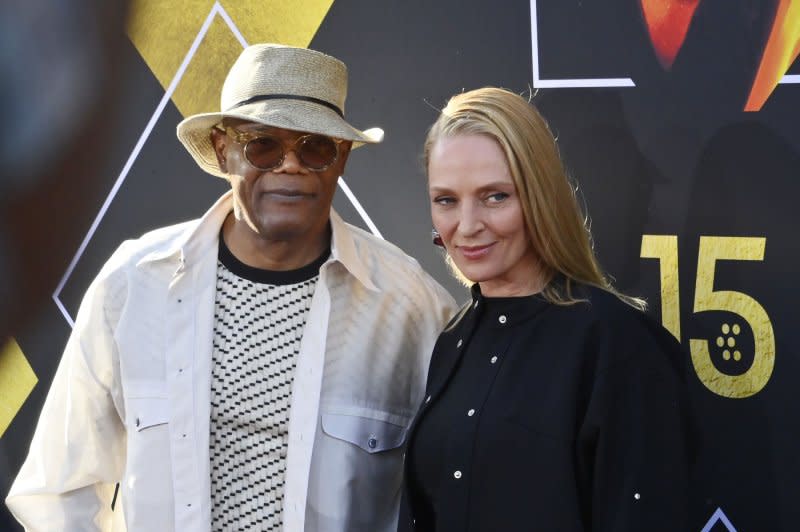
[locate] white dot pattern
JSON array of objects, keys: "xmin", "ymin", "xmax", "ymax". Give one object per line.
[{"xmin": 209, "ymin": 260, "xmax": 317, "ymax": 531}]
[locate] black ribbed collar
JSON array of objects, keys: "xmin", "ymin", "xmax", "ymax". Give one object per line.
[{"xmin": 218, "ymin": 234, "xmax": 330, "ymax": 285}]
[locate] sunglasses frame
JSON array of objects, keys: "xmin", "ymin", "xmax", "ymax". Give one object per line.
[{"xmin": 218, "ymin": 126, "xmax": 343, "ymax": 172}]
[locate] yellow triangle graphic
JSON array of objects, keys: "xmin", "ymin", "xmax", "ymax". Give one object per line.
[
  {"xmin": 127, "ymin": 0, "xmax": 335, "ymax": 118},
  {"xmin": 0, "ymin": 337, "xmax": 38, "ymax": 438}
]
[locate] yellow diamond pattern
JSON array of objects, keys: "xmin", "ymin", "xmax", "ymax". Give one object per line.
[
  {"xmin": 127, "ymin": 0, "xmax": 335, "ymax": 118},
  {"xmin": 0, "ymin": 338, "xmax": 38, "ymax": 438}
]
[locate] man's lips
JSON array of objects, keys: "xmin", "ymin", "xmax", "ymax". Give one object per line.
[
  {"xmin": 260, "ymin": 188, "xmax": 314, "ymax": 200},
  {"xmin": 456, "ymin": 243, "xmax": 495, "ymax": 260}
]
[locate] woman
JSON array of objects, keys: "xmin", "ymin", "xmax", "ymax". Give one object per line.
[{"xmin": 399, "ymin": 88, "xmax": 692, "ymax": 531}]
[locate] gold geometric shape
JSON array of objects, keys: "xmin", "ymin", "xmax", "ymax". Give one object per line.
[
  {"xmin": 744, "ymin": 0, "xmax": 800, "ymax": 111},
  {"xmin": 0, "ymin": 337, "xmax": 38, "ymax": 438},
  {"xmin": 127, "ymin": 0, "xmax": 335, "ymax": 118}
]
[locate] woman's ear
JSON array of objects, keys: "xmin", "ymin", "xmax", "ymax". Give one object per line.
[
  {"xmin": 210, "ymin": 127, "xmax": 228, "ymax": 174},
  {"xmin": 432, "ymin": 229, "xmax": 444, "ymax": 247}
]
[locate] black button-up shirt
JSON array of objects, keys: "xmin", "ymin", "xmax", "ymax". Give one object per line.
[{"xmin": 401, "ymin": 283, "xmax": 693, "ymax": 532}]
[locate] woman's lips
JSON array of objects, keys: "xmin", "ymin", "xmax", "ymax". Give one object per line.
[{"xmin": 457, "ymin": 243, "xmax": 495, "ymax": 260}]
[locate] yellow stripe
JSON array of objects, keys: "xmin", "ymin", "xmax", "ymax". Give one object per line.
[
  {"xmin": 127, "ymin": 0, "xmax": 335, "ymax": 118},
  {"xmin": 0, "ymin": 338, "xmax": 38, "ymax": 438}
]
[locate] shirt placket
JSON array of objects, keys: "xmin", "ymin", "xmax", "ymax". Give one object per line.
[{"xmin": 436, "ymin": 304, "xmax": 514, "ymax": 531}]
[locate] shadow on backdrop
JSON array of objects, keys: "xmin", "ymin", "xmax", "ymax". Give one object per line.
[{"xmin": 0, "ymin": 1, "xmax": 129, "ymax": 529}]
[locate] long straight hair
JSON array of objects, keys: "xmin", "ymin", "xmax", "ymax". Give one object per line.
[{"xmin": 424, "ymin": 87, "xmax": 645, "ymax": 310}]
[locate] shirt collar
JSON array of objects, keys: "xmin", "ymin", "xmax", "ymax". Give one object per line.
[
  {"xmin": 328, "ymin": 209, "xmax": 379, "ymax": 292},
  {"xmin": 137, "ymin": 191, "xmax": 379, "ymax": 292},
  {"xmin": 137, "ymin": 191, "xmax": 233, "ymax": 268}
]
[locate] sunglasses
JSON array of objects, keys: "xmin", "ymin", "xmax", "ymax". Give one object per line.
[{"xmin": 218, "ymin": 126, "xmax": 343, "ymax": 171}]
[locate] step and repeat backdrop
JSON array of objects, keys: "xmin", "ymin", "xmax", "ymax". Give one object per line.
[{"xmin": 2, "ymin": 1, "xmax": 798, "ymax": 530}]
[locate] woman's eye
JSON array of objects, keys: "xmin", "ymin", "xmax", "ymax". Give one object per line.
[
  {"xmin": 486, "ymin": 192, "xmax": 509, "ymax": 203},
  {"xmin": 433, "ymin": 196, "xmax": 455, "ymax": 206}
]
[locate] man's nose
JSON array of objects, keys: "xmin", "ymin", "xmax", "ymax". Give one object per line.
[{"xmin": 274, "ymin": 148, "xmax": 304, "ymax": 173}]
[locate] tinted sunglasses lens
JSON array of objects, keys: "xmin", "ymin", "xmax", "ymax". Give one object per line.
[
  {"xmin": 245, "ymin": 137, "xmax": 283, "ymax": 169},
  {"xmin": 299, "ymin": 135, "xmax": 338, "ymax": 170}
]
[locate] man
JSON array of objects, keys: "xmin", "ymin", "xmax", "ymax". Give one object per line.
[{"xmin": 6, "ymin": 44, "xmax": 456, "ymax": 531}]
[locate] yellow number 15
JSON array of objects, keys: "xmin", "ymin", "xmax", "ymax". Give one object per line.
[{"xmin": 641, "ymin": 235, "xmax": 775, "ymax": 399}]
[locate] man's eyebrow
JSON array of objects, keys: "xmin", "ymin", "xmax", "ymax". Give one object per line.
[{"xmin": 235, "ymin": 125, "xmax": 276, "ymax": 134}]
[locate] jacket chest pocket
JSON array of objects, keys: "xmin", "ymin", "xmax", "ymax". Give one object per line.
[
  {"xmin": 308, "ymin": 409, "xmax": 410, "ymax": 527},
  {"xmin": 125, "ymin": 380, "xmax": 169, "ymax": 431},
  {"xmin": 321, "ymin": 412, "xmax": 406, "ymax": 453},
  {"xmin": 123, "ymin": 381, "xmax": 173, "ymax": 520},
  {"xmin": 130, "ymin": 396, "xmax": 169, "ymax": 431}
]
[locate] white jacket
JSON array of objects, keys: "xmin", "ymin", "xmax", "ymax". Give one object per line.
[{"xmin": 6, "ymin": 192, "xmax": 457, "ymax": 531}]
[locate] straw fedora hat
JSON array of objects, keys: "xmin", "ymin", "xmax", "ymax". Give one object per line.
[{"xmin": 177, "ymin": 43, "xmax": 384, "ymax": 178}]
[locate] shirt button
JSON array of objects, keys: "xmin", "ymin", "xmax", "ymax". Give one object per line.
[
  {"xmin": 467, "ymin": 409, "xmax": 475, "ymax": 416},
  {"xmin": 368, "ymin": 437, "xmax": 378, "ymax": 449},
  {"xmin": 453, "ymin": 470, "xmax": 462, "ymax": 479},
  {"xmin": 456, "ymin": 338, "xmax": 463, "ymax": 348},
  {"xmin": 490, "ymin": 356, "xmax": 498, "ymax": 364},
  {"xmin": 498, "ymin": 314, "xmax": 507, "ymax": 324}
]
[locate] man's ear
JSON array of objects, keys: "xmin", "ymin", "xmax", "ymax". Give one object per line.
[{"xmin": 210, "ymin": 127, "xmax": 228, "ymax": 174}]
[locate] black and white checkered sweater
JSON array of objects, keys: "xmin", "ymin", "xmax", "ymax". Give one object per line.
[{"xmin": 209, "ymin": 238, "xmax": 327, "ymax": 531}]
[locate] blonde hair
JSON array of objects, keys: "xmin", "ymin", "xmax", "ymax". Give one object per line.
[{"xmin": 424, "ymin": 87, "xmax": 645, "ymax": 310}]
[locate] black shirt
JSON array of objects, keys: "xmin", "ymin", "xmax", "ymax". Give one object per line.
[
  {"xmin": 401, "ymin": 283, "xmax": 693, "ymax": 532},
  {"xmin": 409, "ymin": 293, "xmax": 549, "ymax": 519}
]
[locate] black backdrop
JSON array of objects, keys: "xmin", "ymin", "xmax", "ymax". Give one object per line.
[{"xmin": 2, "ymin": 1, "xmax": 799, "ymax": 530}]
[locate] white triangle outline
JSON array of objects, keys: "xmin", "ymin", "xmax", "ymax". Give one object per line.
[{"xmin": 52, "ymin": 1, "xmax": 381, "ymax": 327}]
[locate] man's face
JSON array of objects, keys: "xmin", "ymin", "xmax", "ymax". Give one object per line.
[{"xmin": 211, "ymin": 120, "xmax": 351, "ymax": 245}]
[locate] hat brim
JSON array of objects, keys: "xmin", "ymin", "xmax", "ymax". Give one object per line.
[{"xmin": 177, "ymin": 99, "xmax": 384, "ymax": 178}]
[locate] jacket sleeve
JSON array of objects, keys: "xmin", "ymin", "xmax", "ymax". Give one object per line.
[
  {"xmin": 6, "ymin": 265, "xmax": 127, "ymax": 531},
  {"xmin": 577, "ymin": 318, "xmax": 693, "ymax": 532}
]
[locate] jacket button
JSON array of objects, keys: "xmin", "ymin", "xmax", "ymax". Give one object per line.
[
  {"xmin": 467, "ymin": 409, "xmax": 475, "ymax": 416},
  {"xmin": 456, "ymin": 338, "xmax": 463, "ymax": 348},
  {"xmin": 425, "ymin": 395, "xmax": 431, "ymax": 404},
  {"xmin": 498, "ymin": 314, "xmax": 507, "ymax": 324},
  {"xmin": 490, "ymin": 356, "xmax": 498, "ymax": 364},
  {"xmin": 453, "ymin": 470, "xmax": 462, "ymax": 479}
]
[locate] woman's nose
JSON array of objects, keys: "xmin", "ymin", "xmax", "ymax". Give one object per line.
[{"xmin": 457, "ymin": 204, "xmax": 485, "ymax": 237}]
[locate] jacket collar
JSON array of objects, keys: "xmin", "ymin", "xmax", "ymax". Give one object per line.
[
  {"xmin": 137, "ymin": 191, "xmax": 378, "ymax": 291},
  {"xmin": 136, "ymin": 192, "xmax": 232, "ymax": 268},
  {"xmin": 328, "ymin": 209, "xmax": 379, "ymax": 292}
]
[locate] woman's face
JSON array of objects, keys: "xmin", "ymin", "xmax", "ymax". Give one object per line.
[{"xmin": 428, "ymin": 134, "xmax": 541, "ymax": 297}]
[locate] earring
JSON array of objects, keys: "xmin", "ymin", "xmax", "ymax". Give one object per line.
[{"xmin": 431, "ymin": 229, "xmax": 444, "ymax": 247}]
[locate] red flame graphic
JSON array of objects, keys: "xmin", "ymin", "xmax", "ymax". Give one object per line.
[{"xmin": 640, "ymin": 0, "xmax": 701, "ymax": 69}]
